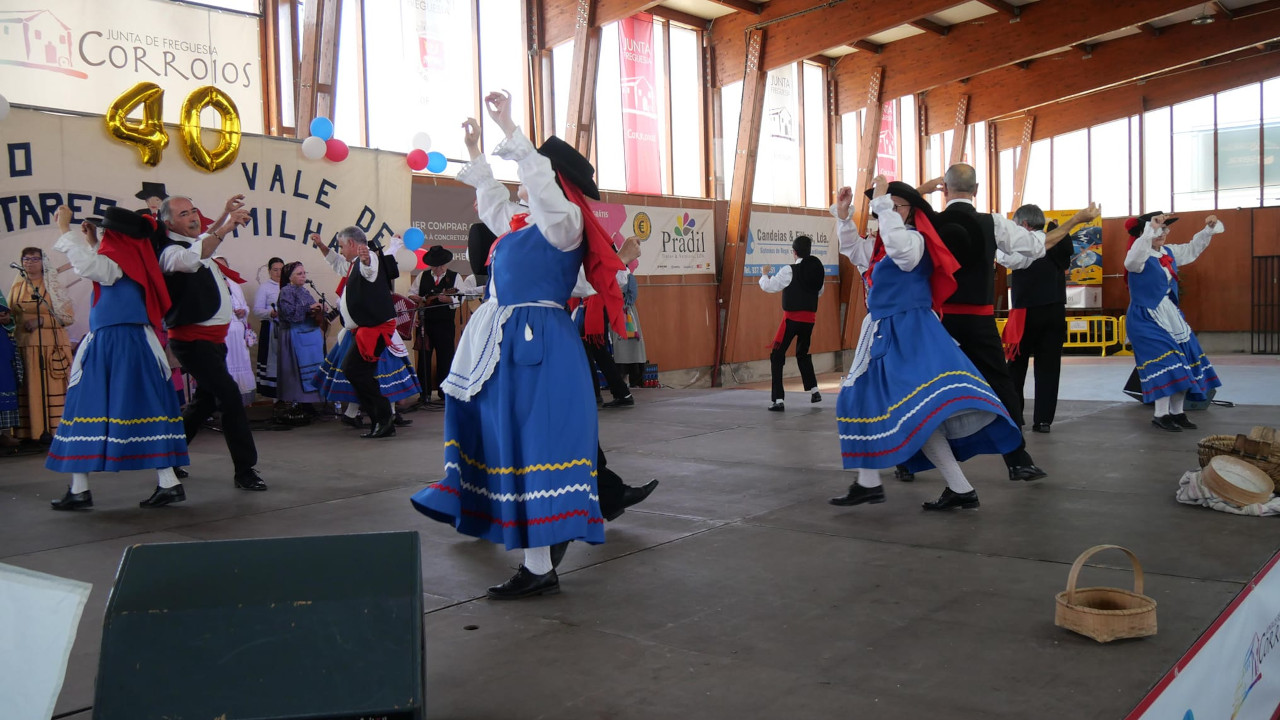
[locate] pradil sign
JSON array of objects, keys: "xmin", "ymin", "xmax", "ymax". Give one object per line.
[{"xmin": 0, "ymin": 0, "xmax": 264, "ymax": 132}]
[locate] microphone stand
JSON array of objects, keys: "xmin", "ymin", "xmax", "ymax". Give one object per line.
[{"xmin": 305, "ymin": 280, "xmax": 335, "ymax": 355}]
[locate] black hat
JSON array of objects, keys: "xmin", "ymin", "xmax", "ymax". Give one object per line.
[
  {"xmin": 1127, "ymin": 211, "xmax": 1178, "ymax": 237},
  {"xmin": 135, "ymin": 182, "xmax": 169, "ymax": 201},
  {"xmin": 102, "ymin": 205, "xmax": 155, "ymax": 239},
  {"xmin": 864, "ymin": 181, "xmax": 936, "ymax": 219},
  {"xmin": 538, "ymin": 136, "xmax": 600, "ymax": 201},
  {"xmin": 423, "ymin": 245, "xmax": 453, "ymax": 267},
  {"xmin": 467, "ymin": 223, "xmax": 497, "ymax": 277}
]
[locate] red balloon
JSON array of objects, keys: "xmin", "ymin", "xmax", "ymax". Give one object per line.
[
  {"xmin": 406, "ymin": 149, "xmax": 429, "ymax": 171},
  {"xmin": 413, "ymin": 247, "xmax": 430, "ymax": 271},
  {"xmin": 325, "ymin": 138, "xmax": 349, "ymax": 162}
]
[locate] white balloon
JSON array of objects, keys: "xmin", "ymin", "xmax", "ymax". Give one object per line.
[
  {"xmin": 0, "ymin": 94, "xmax": 10, "ymax": 122},
  {"xmin": 411, "ymin": 132, "xmax": 432, "ymax": 152},
  {"xmin": 301, "ymin": 135, "xmax": 326, "ymax": 160}
]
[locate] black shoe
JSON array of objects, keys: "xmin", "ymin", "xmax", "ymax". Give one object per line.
[
  {"xmin": 829, "ymin": 483, "xmax": 885, "ymax": 506},
  {"xmin": 392, "ymin": 414, "xmax": 413, "ymax": 427},
  {"xmin": 893, "ymin": 465, "xmax": 915, "ymax": 482},
  {"xmin": 487, "ymin": 566, "xmax": 560, "ymax": 600},
  {"xmin": 618, "ymin": 479, "xmax": 659, "ymax": 514},
  {"xmin": 51, "ymin": 488, "xmax": 93, "ymax": 511},
  {"xmin": 1151, "ymin": 415, "xmax": 1182, "ymax": 432},
  {"xmin": 1032, "ymin": 423, "xmax": 1051, "ymax": 434},
  {"xmin": 340, "ymin": 415, "xmax": 364, "ymax": 429},
  {"xmin": 550, "ymin": 541, "xmax": 570, "ymax": 569},
  {"xmin": 140, "ymin": 484, "xmax": 185, "ymax": 508},
  {"xmin": 1171, "ymin": 413, "xmax": 1198, "ymax": 430},
  {"xmin": 603, "ymin": 395, "xmax": 635, "ymax": 408},
  {"xmin": 922, "ymin": 488, "xmax": 980, "ymax": 511},
  {"xmin": 1008, "ymin": 464, "xmax": 1048, "ymax": 482},
  {"xmin": 768, "ymin": 401, "xmax": 785, "ymax": 412},
  {"xmin": 233, "ymin": 469, "xmax": 268, "ymax": 491},
  {"xmin": 173, "ymin": 467, "xmax": 189, "ymax": 479},
  {"xmin": 811, "ymin": 390, "xmax": 822, "ymax": 403},
  {"xmin": 361, "ymin": 422, "xmax": 397, "ymax": 439}
]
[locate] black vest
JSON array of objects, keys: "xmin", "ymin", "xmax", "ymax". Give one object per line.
[
  {"xmin": 781, "ymin": 256, "xmax": 825, "ymax": 312},
  {"xmin": 345, "ymin": 256, "xmax": 397, "ymax": 327},
  {"xmin": 156, "ymin": 237, "xmax": 223, "ymax": 328},
  {"xmin": 417, "ymin": 269, "xmax": 458, "ymax": 325},
  {"xmin": 936, "ymin": 203, "xmax": 997, "ymax": 306},
  {"xmin": 1010, "ymin": 238, "xmax": 1071, "ymax": 309}
]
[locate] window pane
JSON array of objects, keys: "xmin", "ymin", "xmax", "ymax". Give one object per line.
[
  {"xmin": 479, "ymin": 0, "xmax": 526, "ymax": 181},
  {"xmin": 900, "ymin": 95, "xmax": 918, "ymax": 186},
  {"xmin": 552, "ymin": 41, "xmax": 573, "ymax": 138},
  {"xmin": 972, "ymin": 121, "xmax": 989, "ymax": 211},
  {"xmin": 1217, "ymin": 83, "xmax": 1261, "ymax": 208},
  {"xmin": 670, "ymin": 26, "xmax": 702, "ymax": 197},
  {"xmin": 1172, "ymin": 96, "xmax": 1215, "ymax": 211},
  {"xmin": 278, "ymin": 1, "xmax": 296, "ymax": 130},
  {"xmin": 721, "ymin": 81, "xmax": 742, "ymax": 200},
  {"xmin": 1144, "ymin": 108, "xmax": 1172, "ymax": 213},
  {"xmin": 331, "ymin": 0, "xmax": 362, "ymax": 145},
  {"xmin": 840, "ymin": 111, "xmax": 859, "ymax": 189},
  {"xmin": 1130, "ymin": 117, "xmax": 1141, "ymax": 214},
  {"xmin": 998, "ymin": 148, "xmax": 1014, "ymax": 214},
  {"xmin": 364, "ymin": 0, "xmax": 475, "ymax": 161},
  {"xmin": 1089, "ymin": 120, "xmax": 1128, "ymax": 216},
  {"xmin": 595, "ymin": 23, "xmax": 625, "ymax": 192},
  {"xmin": 1052, "ymin": 129, "xmax": 1088, "ymax": 209},
  {"xmin": 755, "ymin": 64, "xmax": 801, "ymax": 206},
  {"xmin": 803, "ymin": 63, "xmax": 827, "ymax": 208},
  {"xmin": 652, "ymin": 18, "xmax": 670, "ymax": 194},
  {"xmin": 1266, "ymin": 78, "xmax": 1280, "ymax": 206},
  {"xmin": 1024, "ymin": 138, "xmax": 1050, "ymax": 211}
]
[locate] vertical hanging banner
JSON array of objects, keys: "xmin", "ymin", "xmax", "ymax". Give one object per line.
[
  {"xmin": 759, "ymin": 64, "xmax": 801, "ymax": 206},
  {"xmin": 876, "ymin": 100, "xmax": 897, "ymax": 180},
  {"xmin": 618, "ymin": 14, "xmax": 661, "ymax": 195}
]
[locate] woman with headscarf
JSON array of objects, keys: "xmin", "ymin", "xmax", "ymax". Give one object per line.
[
  {"xmin": 10, "ymin": 234, "xmax": 75, "ymax": 442},
  {"xmin": 213, "ymin": 255, "xmax": 256, "ymax": 406},
  {"xmin": 45, "ymin": 205, "xmax": 189, "ymax": 509},
  {"xmin": 827, "ymin": 176, "xmax": 1022, "ymax": 511},
  {"xmin": 0, "ymin": 286, "xmax": 21, "ymax": 450},
  {"xmin": 253, "ymin": 257, "xmax": 284, "ymax": 399},
  {"xmin": 410, "ymin": 91, "xmax": 627, "ymax": 600},
  {"xmin": 1123, "ymin": 212, "xmax": 1223, "ymax": 431},
  {"xmin": 274, "ymin": 261, "xmax": 324, "ymax": 421}
]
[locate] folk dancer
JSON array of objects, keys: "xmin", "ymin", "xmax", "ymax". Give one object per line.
[
  {"xmin": 409, "ymin": 245, "xmax": 478, "ymax": 405},
  {"xmin": 758, "ymin": 235, "xmax": 825, "ymax": 411}
]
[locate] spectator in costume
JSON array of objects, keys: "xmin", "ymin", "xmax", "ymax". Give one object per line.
[
  {"xmin": 253, "ymin": 257, "xmax": 284, "ymax": 398},
  {"xmin": 10, "ymin": 239, "xmax": 74, "ymax": 442},
  {"xmin": 274, "ymin": 261, "xmax": 325, "ymax": 419}
]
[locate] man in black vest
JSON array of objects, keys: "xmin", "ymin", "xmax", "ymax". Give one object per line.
[
  {"xmin": 158, "ymin": 195, "xmax": 266, "ymax": 494},
  {"xmin": 921, "ymin": 165, "xmax": 1095, "ymax": 482},
  {"xmin": 759, "ymin": 235, "xmax": 825, "ymax": 412},
  {"xmin": 1000, "ymin": 206, "xmax": 1096, "ymax": 433},
  {"xmin": 328, "ymin": 226, "xmax": 399, "ymax": 439},
  {"xmin": 409, "ymin": 245, "xmax": 476, "ymax": 405}
]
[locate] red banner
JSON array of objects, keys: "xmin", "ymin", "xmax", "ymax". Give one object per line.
[
  {"xmin": 618, "ymin": 14, "xmax": 661, "ymax": 194},
  {"xmin": 876, "ymin": 100, "xmax": 897, "ymax": 181}
]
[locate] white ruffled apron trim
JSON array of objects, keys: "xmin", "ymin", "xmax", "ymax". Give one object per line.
[
  {"xmin": 68, "ymin": 326, "xmax": 171, "ymax": 389},
  {"xmin": 843, "ymin": 315, "xmax": 878, "ymax": 387},
  {"xmin": 443, "ymin": 299, "xmax": 560, "ymax": 402},
  {"xmin": 1147, "ymin": 297, "xmax": 1191, "ymax": 344}
]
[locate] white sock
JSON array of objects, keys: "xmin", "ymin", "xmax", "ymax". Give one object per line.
[
  {"xmin": 70, "ymin": 472, "xmax": 90, "ymax": 494},
  {"xmin": 1154, "ymin": 396, "xmax": 1170, "ymax": 417},
  {"xmin": 156, "ymin": 467, "xmax": 180, "ymax": 489},
  {"xmin": 920, "ymin": 431, "xmax": 974, "ymax": 494},
  {"xmin": 855, "ymin": 468, "xmax": 882, "ymax": 488},
  {"xmin": 344, "ymin": 402, "xmax": 360, "ymax": 418},
  {"xmin": 1169, "ymin": 391, "xmax": 1186, "ymax": 416},
  {"xmin": 523, "ymin": 547, "xmax": 553, "ymax": 575}
]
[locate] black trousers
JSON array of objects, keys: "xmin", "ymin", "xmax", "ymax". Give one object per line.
[
  {"xmin": 417, "ymin": 319, "xmax": 455, "ymax": 401},
  {"xmin": 596, "ymin": 445, "xmax": 625, "ymax": 518},
  {"xmin": 345, "ymin": 336, "xmax": 392, "ymax": 427},
  {"xmin": 940, "ymin": 314, "xmax": 1033, "ymax": 468},
  {"xmin": 1007, "ymin": 303, "xmax": 1066, "ymax": 427},
  {"xmin": 770, "ymin": 319, "xmax": 816, "ymax": 402},
  {"xmin": 583, "ymin": 340, "xmax": 629, "ymax": 401},
  {"xmin": 170, "ymin": 338, "xmax": 257, "ymax": 473}
]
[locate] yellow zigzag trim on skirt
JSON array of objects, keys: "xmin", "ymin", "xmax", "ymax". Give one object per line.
[
  {"xmin": 1136, "ymin": 349, "xmax": 1182, "ymax": 371},
  {"xmin": 444, "ymin": 439, "xmax": 594, "ymax": 475},
  {"xmin": 837, "ymin": 370, "xmax": 989, "ymax": 424},
  {"xmin": 60, "ymin": 415, "xmax": 183, "ymax": 426}
]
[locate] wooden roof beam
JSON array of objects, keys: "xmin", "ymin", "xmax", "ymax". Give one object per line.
[
  {"xmin": 708, "ymin": 0, "xmax": 762, "ymax": 14},
  {"xmin": 910, "ymin": 18, "xmax": 950, "ymax": 36},
  {"xmin": 1137, "ymin": 22, "xmax": 1162, "ymax": 38},
  {"xmin": 976, "ymin": 0, "xmax": 1023, "ymax": 21},
  {"xmin": 544, "ymin": 0, "xmax": 664, "ymax": 47},
  {"xmin": 710, "ymin": 0, "xmax": 962, "ymax": 86},
  {"xmin": 834, "ymin": 0, "xmax": 1207, "ymax": 115},
  {"xmin": 923, "ymin": 7, "xmax": 1280, "ymax": 134},
  {"xmin": 649, "ymin": 5, "xmax": 710, "ymax": 29},
  {"xmin": 852, "ymin": 40, "xmax": 883, "ymax": 54}
]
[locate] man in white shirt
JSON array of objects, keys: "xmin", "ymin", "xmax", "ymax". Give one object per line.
[{"xmin": 758, "ymin": 235, "xmax": 825, "ymax": 412}]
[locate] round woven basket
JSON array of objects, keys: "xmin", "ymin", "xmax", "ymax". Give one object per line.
[
  {"xmin": 1197, "ymin": 426, "xmax": 1280, "ymax": 490},
  {"xmin": 1055, "ymin": 545, "xmax": 1157, "ymax": 643},
  {"xmin": 1203, "ymin": 455, "xmax": 1274, "ymax": 507}
]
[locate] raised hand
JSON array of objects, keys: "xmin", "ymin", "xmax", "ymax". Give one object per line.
[
  {"xmin": 223, "ymin": 194, "xmax": 246, "ymax": 216},
  {"xmin": 835, "ymin": 186, "xmax": 853, "ymax": 219},
  {"xmin": 55, "ymin": 205, "xmax": 72, "ymax": 233},
  {"xmin": 761, "ymin": 264, "xmax": 773, "ymax": 276},
  {"xmin": 483, "ymin": 90, "xmax": 516, "ymax": 134},
  {"xmin": 1205, "ymin": 214, "xmax": 1220, "ymax": 229},
  {"xmin": 462, "ymin": 118, "xmax": 482, "ymax": 160},
  {"xmin": 872, "ymin": 174, "xmax": 889, "ymax": 198}
]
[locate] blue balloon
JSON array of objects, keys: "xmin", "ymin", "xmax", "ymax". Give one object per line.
[
  {"xmin": 426, "ymin": 151, "xmax": 447, "ymax": 173},
  {"xmin": 309, "ymin": 117, "xmax": 334, "ymax": 141},
  {"xmin": 403, "ymin": 227, "xmax": 425, "ymax": 251}
]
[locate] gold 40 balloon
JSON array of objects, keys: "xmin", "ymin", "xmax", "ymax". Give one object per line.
[{"xmin": 104, "ymin": 82, "xmax": 242, "ymax": 172}]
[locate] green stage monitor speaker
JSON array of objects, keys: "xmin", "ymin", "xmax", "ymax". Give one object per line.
[{"xmin": 94, "ymin": 532, "xmax": 424, "ymax": 720}]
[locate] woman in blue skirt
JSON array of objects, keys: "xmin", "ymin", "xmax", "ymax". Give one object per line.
[
  {"xmin": 1123, "ymin": 212, "xmax": 1223, "ymax": 431},
  {"xmin": 313, "ymin": 324, "xmax": 420, "ymax": 427},
  {"xmin": 45, "ymin": 206, "xmax": 189, "ymax": 509},
  {"xmin": 411, "ymin": 91, "xmax": 627, "ymax": 599},
  {"xmin": 829, "ymin": 177, "xmax": 1022, "ymax": 511}
]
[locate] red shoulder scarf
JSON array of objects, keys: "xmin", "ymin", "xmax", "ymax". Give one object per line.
[
  {"xmin": 94, "ymin": 220, "xmax": 171, "ymax": 334},
  {"xmin": 864, "ymin": 211, "xmax": 959, "ymax": 318}
]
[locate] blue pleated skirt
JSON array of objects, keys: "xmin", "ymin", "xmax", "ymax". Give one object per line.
[
  {"xmin": 1127, "ymin": 308, "xmax": 1221, "ymax": 402},
  {"xmin": 313, "ymin": 332, "xmax": 422, "ymax": 404}
]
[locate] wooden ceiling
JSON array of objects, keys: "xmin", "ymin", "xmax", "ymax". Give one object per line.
[{"xmin": 540, "ymin": 0, "xmax": 1280, "ymax": 145}]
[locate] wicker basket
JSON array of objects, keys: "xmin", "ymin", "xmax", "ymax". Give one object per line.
[
  {"xmin": 1198, "ymin": 426, "xmax": 1280, "ymax": 491},
  {"xmin": 1055, "ymin": 545, "xmax": 1157, "ymax": 643}
]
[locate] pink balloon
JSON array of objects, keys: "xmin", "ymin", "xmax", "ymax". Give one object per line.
[
  {"xmin": 406, "ymin": 149, "xmax": 429, "ymax": 171},
  {"xmin": 325, "ymin": 138, "xmax": 349, "ymax": 162}
]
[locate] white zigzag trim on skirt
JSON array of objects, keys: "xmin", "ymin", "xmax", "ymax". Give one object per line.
[
  {"xmin": 838, "ymin": 382, "xmax": 1002, "ymax": 442},
  {"xmin": 1138, "ymin": 355, "xmax": 1213, "ymax": 385},
  {"xmin": 454, "ymin": 477, "xmax": 599, "ymax": 504},
  {"xmin": 52, "ymin": 433, "xmax": 187, "ymax": 444}
]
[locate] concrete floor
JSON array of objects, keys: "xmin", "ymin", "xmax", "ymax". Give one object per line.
[{"xmin": 2, "ymin": 355, "xmax": 1278, "ymax": 719}]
